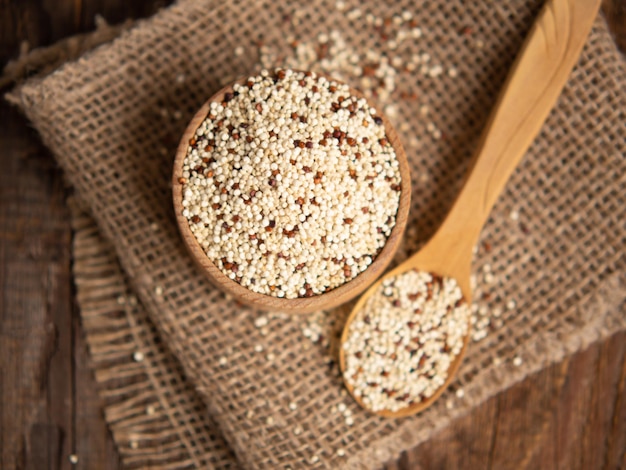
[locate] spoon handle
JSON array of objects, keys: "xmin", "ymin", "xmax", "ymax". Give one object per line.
[{"xmin": 433, "ymin": 0, "xmax": 601, "ymax": 255}]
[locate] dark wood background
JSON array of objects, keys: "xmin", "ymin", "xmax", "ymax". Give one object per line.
[{"xmin": 1, "ymin": 1, "xmax": 625, "ymax": 469}]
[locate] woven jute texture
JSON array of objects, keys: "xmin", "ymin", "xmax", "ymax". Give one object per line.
[
  {"xmin": 8, "ymin": 0, "xmax": 626, "ymax": 467},
  {"xmin": 71, "ymin": 199, "xmax": 238, "ymax": 469}
]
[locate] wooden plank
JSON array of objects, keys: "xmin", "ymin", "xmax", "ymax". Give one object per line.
[
  {"xmin": 0, "ymin": 1, "xmax": 169, "ymax": 469},
  {"xmin": 398, "ymin": 332, "xmax": 626, "ymax": 470},
  {"xmin": 0, "ymin": 102, "xmax": 122, "ymax": 470},
  {"xmin": 42, "ymin": 195, "xmax": 74, "ymax": 470},
  {"xmin": 596, "ymin": 333, "xmax": 626, "ymax": 470},
  {"xmin": 0, "ymin": 0, "xmax": 172, "ymax": 66},
  {"xmin": 73, "ymin": 309, "xmax": 121, "ymax": 470},
  {"xmin": 397, "ymin": 387, "xmax": 500, "ymax": 468},
  {"xmin": 579, "ymin": 332, "xmax": 626, "ymax": 470},
  {"xmin": 0, "ymin": 102, "xmax": 74, "ymax": 470},
  {"xmin": 602, "ymin": 0, "xmax": 626, "ymax": 52}
]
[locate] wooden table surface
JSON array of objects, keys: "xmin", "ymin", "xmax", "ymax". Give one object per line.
[{"xmin": 1, "ymin": 1, "xmax": 625, "ymax": 469}]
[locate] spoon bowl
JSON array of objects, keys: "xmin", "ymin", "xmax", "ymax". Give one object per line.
[
  {"xmin": 339, "ymin": 0, "xmax": 601, "ymax": 417},
  {"xmin": 173, "ymin": 71, "xmax": 412, "ymax": 314},
  {"xmin": 339, "ymin": 256, "xmax": 472, "ymax": 418}
]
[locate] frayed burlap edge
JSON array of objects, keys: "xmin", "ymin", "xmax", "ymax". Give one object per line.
[
  {"xmin": 3, "ymin": 23, "xmax": 239, "ymax": 470},
  {"xmin": 71, "ymin": 198, "xmax": 238, "ymax": 469}
]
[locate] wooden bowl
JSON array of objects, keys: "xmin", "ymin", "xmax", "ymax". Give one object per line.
[{"xmin": 172, "ymin": 71, "xmax": 411, "ymax": 314}]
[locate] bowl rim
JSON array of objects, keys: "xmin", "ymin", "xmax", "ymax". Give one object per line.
[{"xmin": 172, "ymin": 69, "xmax": 412, "ymax": 314}]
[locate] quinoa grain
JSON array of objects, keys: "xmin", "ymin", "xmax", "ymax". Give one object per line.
[
  {"xmin": 181, "ymin": 69, "xmax": 402, "ymax": 298},
  {"xmin": 343, "ymin": 270, "xmax": 470, "ymax": 412}
]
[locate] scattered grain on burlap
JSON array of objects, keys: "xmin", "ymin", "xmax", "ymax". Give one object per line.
[
  {"xmin": 71, "ymin": 199, "xmax": 238, "ymax": 469},
  {"xmin": 8, "ymin": 0, "xmax": 626, "ymax": 467}
]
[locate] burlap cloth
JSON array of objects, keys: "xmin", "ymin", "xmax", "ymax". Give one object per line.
[{"xmin": 6, "ymin": 0, "xmax": 626, "ymax": 468}]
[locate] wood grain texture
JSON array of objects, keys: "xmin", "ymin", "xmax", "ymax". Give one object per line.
[
  {"xmin": 1, "ymin": 0, "xmax": 625, "ymax": 469},
  {"xmin": 0, "ymin": 101, "xmax": 121, "ymax": 470},
  {"xmin": 172, "ymin": 76, "xmax": 411, "ymax": 314}
]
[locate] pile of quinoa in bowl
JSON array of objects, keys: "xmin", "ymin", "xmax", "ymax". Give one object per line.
[{"xmin": 174, "ymin": 69, "xmax": 408, "ymax": 303}]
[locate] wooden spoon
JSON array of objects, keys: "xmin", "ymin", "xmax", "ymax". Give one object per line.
[
  {"xmin": 339, "ymin": 0, "xmax": 602, "ymax": 418},
  {"xmin": 173, "ymin": 73, "xmax": 411, "ymax": 314}
]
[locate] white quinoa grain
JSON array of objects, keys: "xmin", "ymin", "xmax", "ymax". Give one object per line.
[
  {"xmin": 429, "ymin": 64, "xmax": 443, "ymax": 77},
  {"xmin": 69, "ymin": 455, "xmax": 79, "ymax": 464},
  {"xmin": 343, "ymin": 270, "xmax": 470, "ymax": 412},
  {"xmin": 133, "ymin": 351, "xmax": 144, "ymax": 362},
  {"xmin": 181, "ymin": 69, "xmax": 402, "ymax": 298},
  {"xmin": 347, "ymin": 8, "xmax": 362, "ymax": 20},
  {"xmin": 513, "ymin": 356, "xmax": 523, "ymax": 367}
]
